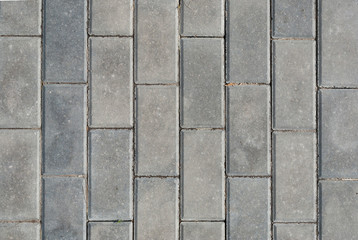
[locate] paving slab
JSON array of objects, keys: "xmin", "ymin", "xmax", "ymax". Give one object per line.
[
  {"xmin": 0, "ymin": 223, "xmax": 40, "ymax": 240},
  {"xmin": 89, "ymin": 222, "xmax": 132, "ymax": 240},
  {"xmin": 274, "ymin": 224, "xmax": 316, "ymax": 240},
  {"xmin": 180, "ymin": 222, "xmax": 225, "ymax": 240}
]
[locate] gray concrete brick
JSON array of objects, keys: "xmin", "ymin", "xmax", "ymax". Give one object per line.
[
  {"xmin": 0, "ymin": 130, "xmax": 40, "ymax": 220},
  {"xmin": 89, "ymin": 37, "xmax": 133, "ymax": 127},
  {"xmin": 180, "ymin": 0, "xmax": 224, "ymax": 36},
  {"xmin": 0, "ymin": 0, "xmax": 41, "ymax": 35},
  {"xmin": 320, "ymin": 90, "xmax": 358, "ymax": 178},
  {"xmin": 180, "ymin": 222, "xmax": 225, "ymax": 240},
  {"xmin": 136, "ymin": 86, "xmax": 178, "ymax": 176},
  {"xmin": 43, "ymin": 177, "xmax": 86, "ymax": 240},
  {"xmin": 44, "ymin": 0, "xmax": 86, "ymax": 83},
  {"xmin": 273, "ymin": 0, "xmax": 315, "ymax": 38},
  {"xmin": 273, "ymin": 40, "xmax": 315, "ymax": 130},
  {"xmin": 0, "ymin": 223, "xmax": 40, "ymax": 240},
  {"xmin": 0, "ymin": 38, "xmax": 41, "ymax": 128},
  {"xmin": 89, "ymin": 222, "xmax": 132, "ymax": 240},
  {"xmin": 136, "ymin": 0, "xmax": 178, "ymax": 83},
  {"xmin": 135, "ymin": 178, "xmax": 179, "ymax": 240},
  {"xmin": 320, "ymin": 181, "xmax": 358, "ymax": 239},
  {"xmin": 320, "ymin": 0, "xmax": 358, "ymax": 87},
  {"xmin": 227, "ymin": 86, "xmax": 270, "ymax": 176},
  {"xmin": 181, "ymin": 38, "xmax": 224, "ymax": 128},
  {"xmin": 273, "ymin": 132, "xmax": 316, "ymax": 222},
  {"xmin": 89, "ymin": 130, "xmax": 132, "ymax": 220},
  {"xmin": 43, "ymin": 85, "xmax": 86, "ymax": 175},
  {"xmin": 274, "ymin": 224, "xmax": 316, "ymax": 240},
  {"xmin": 90, "ymin": 0, "xmax": 133, "ymax": 35},
  {"xmin": 227, "ymin": 178, "xmax": 270, "ymax": 240},
  {"xmin": 181, "ymin": 130, "xmax": 225, "ymax": 220},
  {"xmin": 227, "ymin": 0, "xmax": 269, "ymax": 83}
]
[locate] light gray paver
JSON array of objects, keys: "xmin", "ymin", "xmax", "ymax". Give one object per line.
[
  {"xmin": 136, "ymin": 0, "xmax": 178, "ymax": 83},
  {"xmin": 228, "ymin": 178, "xmax": 270, "ymax": 240},
  {"xmin": 273, "ymin": 132, "xmax": 316, "ymax": 222},
  {"xmin": 320, "ymin": 90, "xmax": 358, "ymax": 178},
  {"xmin": 90, "ymin": 0, "xmax": 133, "ymax": 35},
  {"xmin": 180, "ymin": 0, "xmax": 224, "ymax": 36},
  {"xmin": 320, "ymin": 0, "xmax": 358, "ymax": 87},
  {"xmin": 0, "ymin": 130, "xmax": 40, "ymax": 220},
  {"xmin": 180, "ymin": 222, "xmax": 225, "ymax": 240},
  {"xmin": 320, "ymin": 181, "xmax": 358, "ymax": 239},
  {"xmin": 274, "ymin": 224, "xmax": 316, "ymax": 240},
  {"xmin": 135, "ymin": 178, "xmax": 179, "ymax": 240},
  {"xmin": 43, "ymin": 85, "xmax": 86, "ymax": 175},
  {"xmin": 43, "ymin": 177, "xmax": 86, "ymax": 240},
  {"xmin": 227, "ymin": 86, "xmax": 270, "ymax": 176},
  {"xmin": 89, "ymin": 130, "xmax": 132, "ymax": 220},
  {"xmin": 273, "ymin": 0, "xmax": 315, "ymax": 38},
  {"xmin": 227, "ymin": 0, "xmax": 269, "ymax": 83},
  {"xmin": 89, "ymin": 222, "xmax": 132, "ymax": 240},
  {"xmin": 181, "ymin": 130, "xmax": 225, "ymax": 220},
  {"xmin": 0, "ymin": 0, "xmax": 41, "ymax": 35},
  {"xmin": 0, "ymin": 223, "xmax": 40, "ymax": 240},
  {"xmin": 273, "ymin": 40, "xmax": 315, "ymax": 130},
  {"xmin": 136, "ymin": 86, "xmax": 178, "ymax": 176},
  {"xmin": 181, "ymin": 38, "xmax": 224, "ymax": 128},
  {"xmin": 0, "ymin": 37, "xmax": 41, "ymax": 128},
  {"xmin": 89, "ymin": 37, "xmax": 133, "ymax": 127},
  {"xmin": 44, "ymin": 0, "xmax": 86, "ymax": 83}
]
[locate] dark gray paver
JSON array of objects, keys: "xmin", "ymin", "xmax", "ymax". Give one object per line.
[
  {"xmin": 273, "ymin": 0, "xmax": 315, "ymax": 38},
  {"xmin": 89, "ymin": 130, "xmax": 132, "ymax": 220},
  {"xmin": 89, "ymin": 37, "xmax": 133, "ymax": 127},
  {"xmin": 273, "ymin": 40, "xmax": 315, "ymax": 130},
  {"xmin": 90, "ymin": 0, "xmax": 133, "ymax": 35},
  {"xmin": 320, "ymin": 181, "xmax": 358, "ymax": 239},
  {"xmin": 320, "ymin": 0, "xmax": 358, "ymax": 87},
  {"xmin": 181, "ymin": 38, "xmax": 224, "ymax": 128},
  {"xmin": 0, "ymin": 223, "xmax": 40, "ymax": 240},
  {"xmin": 0, "ymin": 37, "xmax": 41, "ymax": 128},
  {"xmin": 89, "ymin": 222, "xmax": 132, "ymax": 240},
  {"xmin": 320, "ymin": 90, "xmax": 358, "ymax": 178},
  {"xmin": 44, "ymin": 0, "xmax": 86, "ymax": 83},
  {"xmin": 136, "ymin": 0, "xmax": 178, "ymax": 83},
  {"xmin": 274, "ymin": 224, "xmax": 316, "ymax": 240},
  {"xmin": 273, "ymin": 132, "xmax": 316, "ymax": 222},
  {"xmin": 227, "ymin": 0, "xmax": 269, "ymax": 83},
  {"xmin": 180, "ymin": 222, "xmax": 225, "ymax": 240},
  {"xmin": 181, "ymin": 130, "xmax": 225, "ymax": 220},
  {"xmin": 228, "ymin": 178, "xmax": 270, "ymax": 240},
  {"xmin": 0, "ymin": 130, "xmax": 40, "ymax": 221},
  {"xmin": 43, "ymin": 177, "xmax": 86, "ymax": 240},
  {"xmin": 227, "ymin": 86, "xmax": 270, "ymax": 176},
  {"xmin": 135, "ymin": 178, "xmax": 179, "ymax": 240},
  {"xmin": 43, "ymin": 85, "xmax": 86, "ymax": 175},
  {"xmin": 136, "ymin": 86, "xmax": 178, "ymax": 176},
  {"xmin": 181, "ymin": 0, "xmax": 224, "ymax": 36}
]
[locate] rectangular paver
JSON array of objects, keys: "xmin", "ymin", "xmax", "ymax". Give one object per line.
[
  {"xmin": 0, "ymin": 130, "xmax": 40, "ymax": 220},
  {"xmin": 89, "ymin": 37, "xmax": 133, "ymax": 127},
  {"xmin": 227, "ymin": 0, "xmax": 269, "ymax": 83},
  {"xmin": 320, "ymin": 90, "xmax": 358, "ymax": 178},
  {"xmin": 89, "ymin": 222, "xmax": 132, "ymax": 240},
  {"xmin": 320, "ymin": 0, "xmax": 358, "ymax": 87},
  {"xmin": 90, "ymin": 0, "xmax": 133, "ymax": 35},
  {"xmin": 181, "ymin": 38, "xmax": 224, "ymax": 128},
  {"xmin": 135, "ymin": 178, "xmax": 179, "ymax": 240},
  {"xmin": 227, "ymin": 86, "xmax": 270, "ymax": 176},
  {"xmin": 89, "ymin": 130, "xmax": 132, "ymax": 220},
  {"xmin": 274, "ymin": 224, "xmax": 316, "ymax": 240},
  {"xmin": 136, "ymin": 0, "xmax": 178, "ymax": 83},
  {"xmin": 180, "ymin": 0, "xmax": 224, "ymax": 36},
  {"xmin": 181, "ymin": 130, "xmax": 225, "ymax": 220},
  {"xmin": 43, "ymin": 85, "xmax": 86, "ymax": 175},
  {"xmin": 181, "ymin": 222, "xmax": 225, "ymax": 240},
  {"xmin": 0, "ymin": 223, "xmax": 40, "ymax": 240},
  {"xmin": 273, "ymin": 132, "xmax": 316, "ymax": 222},
  {"xmin": 44, "ymin": 0, "xmax": 86, "ymax": 83},
  {"xmin": 227, "ymin": 178, "xmax": 270, "ymax": 240},
  {"xmin": 273, "ymin": 40, "xmax": 315, "ymax": 130},
  {"xmin": 0, "ymin": 37, "xmax": 41, "ymax": 128},
  {"xmin": 136, "ymin": 86, "xmax": 178, "ymax": 176}
]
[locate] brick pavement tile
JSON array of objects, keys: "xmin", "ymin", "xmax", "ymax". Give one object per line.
[
  {"xmin": 89, "ymin": 222, "xmax": 132, "ymax": 240},
  {"xmin": 0, "ymin": 223, "xmax": 40, "ymax": 240},
  {"xmin": 180, "ymin": 222, "xmax": 225, "ymax": 240},
  {"xmin": 274, "ymin": 224, "xmax": 316, "ymax": 240}
]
